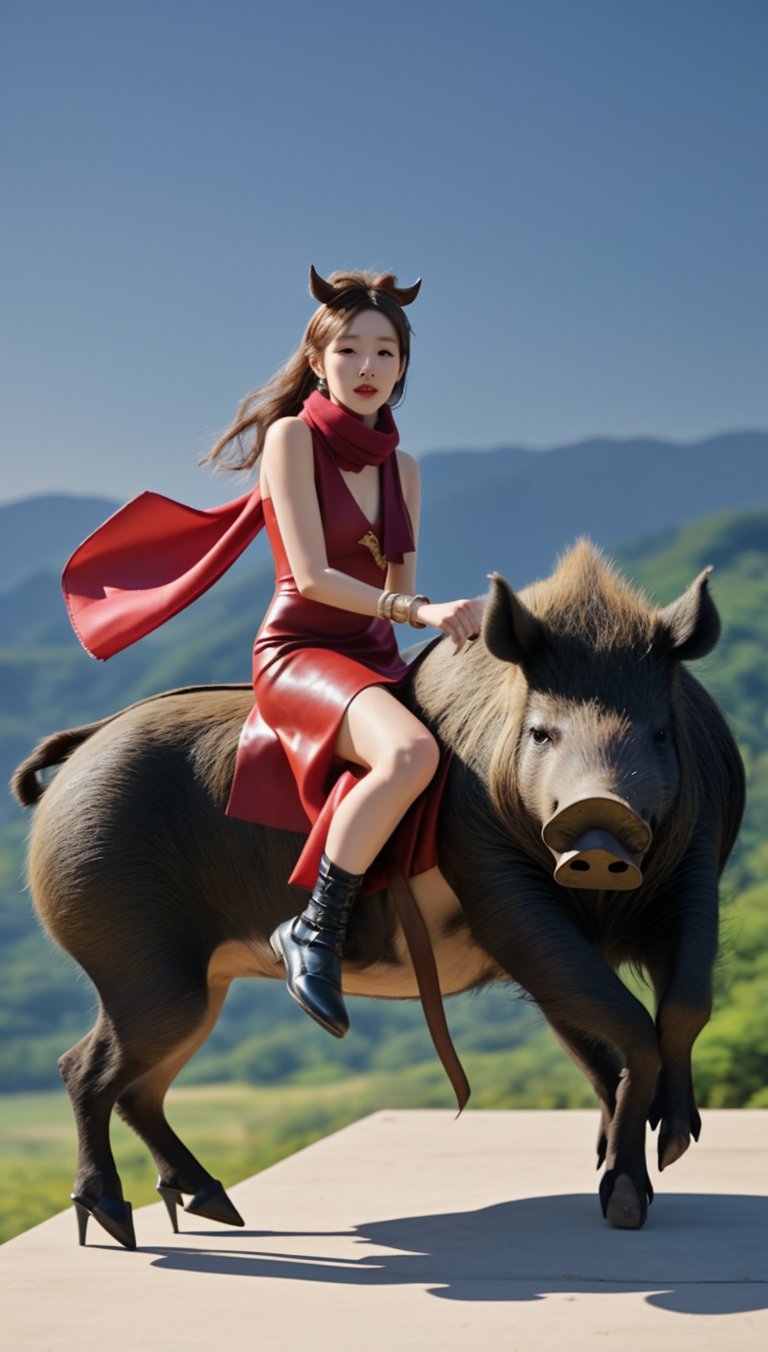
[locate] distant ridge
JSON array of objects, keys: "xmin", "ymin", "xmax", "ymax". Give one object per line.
[
  {"xmin": 416, "ymin": 428, "xmax": 768, "ymax": 598},
  {"xmin": 0, "ymin": 494, "xmax": 119, "ymax": 593},
  {"xmin": 429, "ymin": 427, "xmax": 767, "ymax": 460},
  {"xmin": 0, "ymin": 505, "xmax": 765, "ymax": 1104},
  {"xmin": 3, "ymin": 430, "xmax": 767, "ymax": 599}
]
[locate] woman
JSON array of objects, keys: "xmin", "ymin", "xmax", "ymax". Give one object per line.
[
  {"xmin": 205, "ymin": 267, "xmax": 485, "ymax": 1038},
  {"xmin": 62, "ymin": 265, "xmax": 485, "ymax": 1041}
]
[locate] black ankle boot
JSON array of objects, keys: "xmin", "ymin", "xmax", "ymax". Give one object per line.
[{"xmin": 269, "ymin": 852, "xmax": 363, "ymax": 1038}]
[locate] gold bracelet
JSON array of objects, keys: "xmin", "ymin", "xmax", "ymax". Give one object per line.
[
  {"xmin": 386, "ymin": 592, "xmax": 400, "ymax": 621},
  {"xmin": 408, "ymin": 594, "xmax": 430, "ymax": 629},
  {"xmin": 377, "ymin": 591, "xmax": 395, "ymax": 620},
  {"xmin": 391, "ymin": 593, "xmax": 411, "ymax": 624},
  {"xmin": 378, "ymin": 591, "xmax": 431, "ymax": 626}
]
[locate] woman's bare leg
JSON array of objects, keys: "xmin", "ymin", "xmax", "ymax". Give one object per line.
[
  {"xmin": 325, "ymin": 685, "xmax": 440, "ymax": 874},
  {"xmin": 271, "ymin": 686, "xmax": 438, "ymax": 1036}
]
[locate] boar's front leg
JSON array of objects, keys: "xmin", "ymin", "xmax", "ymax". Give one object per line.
[
  {"xmin": 456, "ymin": 856, "xmax": 661, "ymax": 1228},
  {"xmin": 548, "ymin": 1023, "xmax": 622, "ymax": 1168},
  {"xmin": 644, "ymin": 837, "xmax": 720, "ymax": 1171}
]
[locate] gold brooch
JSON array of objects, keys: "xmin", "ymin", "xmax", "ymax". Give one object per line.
[{"xmin": 358, "ymin": 531, "xmax": 388, "ymax": 571}]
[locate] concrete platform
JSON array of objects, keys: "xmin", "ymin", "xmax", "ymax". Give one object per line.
[{"xmin": 2, "ymin": 1110, "xmax": 767, "ymax": 1350}]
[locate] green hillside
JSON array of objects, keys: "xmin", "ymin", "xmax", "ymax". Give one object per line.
[
  {"xmin": 0, "ymin": 508, "xmax": 766, "ymax": 1111},
  {"xmin": 615, "ymin": 510, "xmax": 767, "ymax": 882}
]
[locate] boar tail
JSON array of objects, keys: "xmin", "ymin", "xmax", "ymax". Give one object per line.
[{"xmin": 11, "ymin": 721, "xmax": 109, "ymax": 806}]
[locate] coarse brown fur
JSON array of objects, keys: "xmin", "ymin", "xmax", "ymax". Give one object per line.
[{"xmin": 12, "ymin": 542, "xmax": 745, "ymax": 1242}]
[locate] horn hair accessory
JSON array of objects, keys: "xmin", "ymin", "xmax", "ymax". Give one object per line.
[{"xmin": 309, "ymin": 264, "xmax": 421, "ymax": 308}]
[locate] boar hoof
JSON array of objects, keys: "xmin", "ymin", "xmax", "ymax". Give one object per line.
[
  {"xmin": 659, "ymin": 1125, "xmax": 692, "ymax": 1171},
  {"xmin": 600, "ymin": 1170, "xmax": 650, "ymax": 1230}
]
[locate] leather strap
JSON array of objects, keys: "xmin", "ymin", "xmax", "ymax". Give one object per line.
[{"xmin": 385, "ymin": 855, "xmax": 471, "ymax": 1113}]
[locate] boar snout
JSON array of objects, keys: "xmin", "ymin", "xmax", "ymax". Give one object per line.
[{"xmin": 542, "ymin": 794, "xmax": 653, "ymax": 891}]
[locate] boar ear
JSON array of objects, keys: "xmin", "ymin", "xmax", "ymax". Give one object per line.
[
  {"xmin": 483, "ymin": 573, "xmax": 545, "ymax": 665},
  {"xmin": 658, "ymin": 566, "xmax": 721, "ymax": 661}
]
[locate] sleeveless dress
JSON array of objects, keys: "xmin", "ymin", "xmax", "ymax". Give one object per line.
[
  {"xmin": 61, "ymin": 393, "xmax": 449, "ymax": 894},
  {"xmin": 226, "ymin": 428, "xmax": 448, "ymax": 892},
  {"xmin": 60, "ymin": 396, "xmax": 466, "ymax": 1103}
]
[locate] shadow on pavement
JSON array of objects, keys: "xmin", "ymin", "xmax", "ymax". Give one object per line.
[{"xmin": 143, "ymin": 1191, "xmax": 768, "ymax": 1315}]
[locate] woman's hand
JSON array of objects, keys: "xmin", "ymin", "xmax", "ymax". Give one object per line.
[{"xmin": 414, "ymin": 596, "xmax": 487, "ymax": 653}]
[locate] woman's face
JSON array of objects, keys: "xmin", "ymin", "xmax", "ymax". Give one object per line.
[{"xmin": 312, "ymin": 308, "xmax": 406, "ymax": 421}]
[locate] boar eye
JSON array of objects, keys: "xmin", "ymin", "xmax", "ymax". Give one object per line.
[
  {"xmin": 653, "ymin": 727, "xmax": 668, "ymax": 745},
  {"xmin": 531, "ymin": 728, "xmax": 551, "ymax": 746}
]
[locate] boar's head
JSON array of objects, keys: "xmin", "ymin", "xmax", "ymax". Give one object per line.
[{"xmin": 482, "ymin": 541, "xmax": 720, "ymax": 890}]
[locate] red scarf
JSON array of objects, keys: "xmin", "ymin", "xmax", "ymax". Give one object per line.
[
  {"xmin": 301, "ymin": 391, "xmax": 414, "ymax": 562},
  {"xmin": 62, "ymin": 393, "xmax": 413, "ymax": 660}
]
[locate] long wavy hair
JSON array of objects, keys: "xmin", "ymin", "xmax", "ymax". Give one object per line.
[{"xmin": 202, "ymin": 270, "xmax": 416, "ymax": 473}]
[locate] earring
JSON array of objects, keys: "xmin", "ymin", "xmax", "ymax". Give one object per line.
[{"xmin": 316, "ymin": 375, "xmax": 328, "ymax": 394}]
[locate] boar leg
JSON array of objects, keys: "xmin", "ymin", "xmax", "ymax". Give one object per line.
[
  {"xmin": 643, "ymin": 845, "xmax": 719, "ymax": 1170},
  {"xmin": 59, "ymin": 1010, "xmax": 143, "ymax": 1249},
  {"xmin": 60, "ymin": 958, "xmax": 226, "ymax": 1247},
  {"xmin": 549, "ymin": 1022, "xmax": 622, "ymax": 1166},
  {"xmin": 115, "ymin": 975, "xmax": 244, "ymax": 1229},
  {"xmin": 460, "ymin": 876, "xmax": 659, "ymax": 1227}
]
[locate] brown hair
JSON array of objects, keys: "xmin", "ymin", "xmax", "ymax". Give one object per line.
[{"xmin": 202, "ymin": 270, "xmax": 416, "ymax": 473}]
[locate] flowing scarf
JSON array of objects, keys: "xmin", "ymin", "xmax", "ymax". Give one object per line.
[{"xmin": 62, "ymin": 392, "xmax": 414, "ymax": 660}]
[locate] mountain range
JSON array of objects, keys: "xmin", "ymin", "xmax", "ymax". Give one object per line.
[
  {"xmin": 2, "ymin": 428, "xmax": 767, "ymax": 602},
  {"xmin": 0, "ymin": 430, "xmax": 766, "ymax": 1101},
  {"xmin": 0, "ymin": 428, "xmax": 764, "ymax": 829}
]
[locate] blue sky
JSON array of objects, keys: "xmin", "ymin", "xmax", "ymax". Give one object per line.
[{"xmin": 2, "ymin": 0, "xmax": 766, "ymax": 507}]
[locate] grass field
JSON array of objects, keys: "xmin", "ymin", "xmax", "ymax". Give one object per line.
[
  {"xmin": 0, "ymin": 1039, "xmax": 596, "ymax": 1245},
  {"xmin": 0, "ymin": 1077, "xmax": 393, "ymax": 1245}
]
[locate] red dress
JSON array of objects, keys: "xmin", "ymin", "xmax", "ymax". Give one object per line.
[
  {"xmin": 226, "ymin": 429, "xmax": 447, "ymax": 891},
  {"xmin": 60, "ymin": 393, "xmax": 465, "ymax": 1103},
  {"xmin": 61, "ymin": 392, "xmax": 448, "ymax": 894}
]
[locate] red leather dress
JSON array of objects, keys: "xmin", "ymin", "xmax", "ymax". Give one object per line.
[
  {"xmin": 61, "ymin": 392, "xmax": 448, "ymax": 895},
  {"xmin": 226, "ymin": 429, "xmax": 447, "ymax": 891},
  {"xmin": 60, "ymin": 397, "xmax": 464, "ymax": 1102}
]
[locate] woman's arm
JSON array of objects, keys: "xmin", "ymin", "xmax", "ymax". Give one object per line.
[
  {"xmin": 261, "ymin": 417, "xmax": 388, "ymax": 615},
  {"xmin": 262, "ymin": 422, "xmax": 485, "ymax": 648}
]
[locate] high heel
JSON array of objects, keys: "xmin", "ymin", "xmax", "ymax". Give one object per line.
[
  {"xmin": 157, "ymin": 1178, "xmax": 245, "ymax": 1232},
  {"xmin": 157, "ymin": 1184, "xmax": 184, "ymax": 1233},
  {"xmin": 270, "ymin": 851, "xmax": 364, "ymax": 1038},
  {"xmin": 71, "ymin": 1192, "xmax": 136, "ymax": 1250}
]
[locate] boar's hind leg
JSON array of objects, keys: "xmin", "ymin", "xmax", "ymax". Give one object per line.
[
  {"xmin": 549, "ymin": 1023, "xmax": 622, "ymax": 1167},
  {"xmin": 59, "ymin": 1008, "xmax": 144, "ymax": 1249},
  {"xmin": 115, "ymin": 973, "xmax": 245, "ymax": 1230},
  {"xmin": 59, "ymin": 961, "xmax": 230, "ymax": 1247}
]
